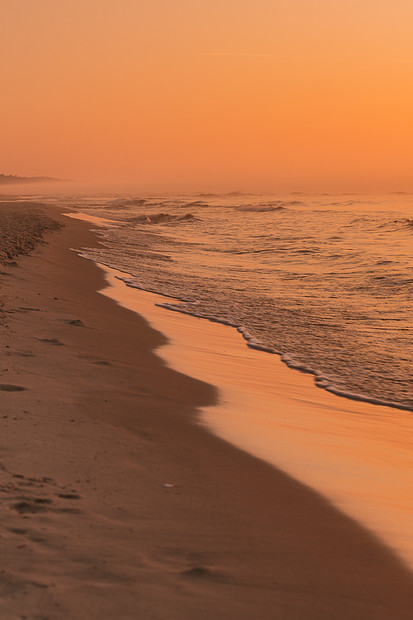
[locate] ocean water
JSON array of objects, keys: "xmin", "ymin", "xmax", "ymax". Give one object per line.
[{"xmin": 64, "ymin": 192, "xmax": 412, "ymax": 411}]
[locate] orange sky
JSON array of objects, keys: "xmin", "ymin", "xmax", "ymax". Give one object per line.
[{"xmin": 1, "ymin": 0, "xmax": 413, "ymax": 192}]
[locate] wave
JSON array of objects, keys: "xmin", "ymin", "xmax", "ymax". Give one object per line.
[
  {"xmin": 379, "ymin": 218, "xmax": 413, "ymax": 230},
  {"xmin": 236, "ymin": 200, "xmax": 303, "ymax": 212},
  {"xmin": 237, "ymin": 205, "xmax": 285, "ymax": 212},
  {"xmin": 110, "ymin": 198, "xmax": 147, "ymax": 207},
  {"xmin": 183, "ymin": 201, "xmax": 209, "ymax": 208},
  {"xmin": 326, "ymin": 200, "xmax": 373, "ymax": 207},
  {"xmin": 125, "ymin": 212, "xmax": 200, "ymax": 225}
]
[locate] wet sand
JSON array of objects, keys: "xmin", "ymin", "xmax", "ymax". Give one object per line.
[
  {"xmin": 98, "ymin": 264, "xmax": 413, "ymax": 571},
  {"xmin": 1, "ymin": 205, "xmax": 413, "ymax": 618}
]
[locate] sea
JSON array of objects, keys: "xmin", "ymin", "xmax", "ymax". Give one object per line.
[{"xmin": 60, "ymin": 191, "xmax": 413, "ymax": 413}]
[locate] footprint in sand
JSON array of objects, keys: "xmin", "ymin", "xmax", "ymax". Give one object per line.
[
  {"xmin": 38, "ymin": 338, "xmax": 64, "ymax": 346},
  {"xmin": 11, "ymin": 499, "xmax": 52, "ymax": 514},
  {"xmin": 181, "ymin": 566, "xmax": 218, "ymax": 579},
  {"xmin": 79, "ymin": 355, "xmax": 112, "ymax": 366},
  {"xmin": 0, "ymin": 384, "xmax": 27, "ymax": 392},
  {"xmin": 8, "ymin": 528, "xmax": 28, "ymax": 535},
  {"xmin": 10, "ymin": 496, "xmax": 81, "ymax": 515},
  {"xmin": 66, "ymin": 319, "xmax": 85, "ymax": 327}
]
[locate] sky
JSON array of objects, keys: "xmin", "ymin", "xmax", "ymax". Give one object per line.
[{"xmin": 1, "ymin": 0, "xmax": 413, "ymax": 192}]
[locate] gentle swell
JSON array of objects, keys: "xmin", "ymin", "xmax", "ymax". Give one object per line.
[{"xmin": 125, "ymin": 212, "xmax": 199, "ymax": 225}]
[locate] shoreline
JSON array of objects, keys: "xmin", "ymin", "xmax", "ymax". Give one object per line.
[
  {"xmin": 66, "ymin": 212, "xmax": 413, "ymax": 415},
  {"xmin": 126, "ymin": 281, "xmax": 413, "ymax": 414},
  {"xmin": 97, "ymin": 262, "xmax": 413, "ymax": 572},
  {"xmin": 1, "ymin": 205, "xmax": 413, "ymax": 617}
]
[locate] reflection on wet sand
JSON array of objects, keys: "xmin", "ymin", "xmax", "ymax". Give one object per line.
[{"xmin": 100, "ymin": 263, "xmax": 413, "ymax": 572}]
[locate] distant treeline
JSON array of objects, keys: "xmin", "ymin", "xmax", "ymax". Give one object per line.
[{"xmin": 0, "ymin": 174, "xmax": 60, "ymax": 185}]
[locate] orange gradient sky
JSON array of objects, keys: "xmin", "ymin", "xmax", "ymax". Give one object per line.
[{"xmin": 1, "ymin": 0, "xmax": 413, "ymax": 192}]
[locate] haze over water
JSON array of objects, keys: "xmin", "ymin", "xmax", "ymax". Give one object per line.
[{"xmin": 61, "ymin": 192, "xmax": 413, "ymax": 411}]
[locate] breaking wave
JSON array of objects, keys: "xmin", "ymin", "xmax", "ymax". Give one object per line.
[{"xmin": 125, "ymin": 212, "xmax": 200, "ymax": 225}]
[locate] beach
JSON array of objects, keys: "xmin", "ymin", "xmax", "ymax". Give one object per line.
[{"xmin": 1, "ymin": 203, "xmax": 413, "ymax": 619}]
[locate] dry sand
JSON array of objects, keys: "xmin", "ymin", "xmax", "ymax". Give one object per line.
[{"xmin": 1, "ymin": 204, "xmax": 413, "ymax": 619}]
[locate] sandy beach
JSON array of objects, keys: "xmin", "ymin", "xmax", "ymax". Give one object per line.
[{"xmin": 1, "ymin": 203, "xmax": 413, "ymax": 619}]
